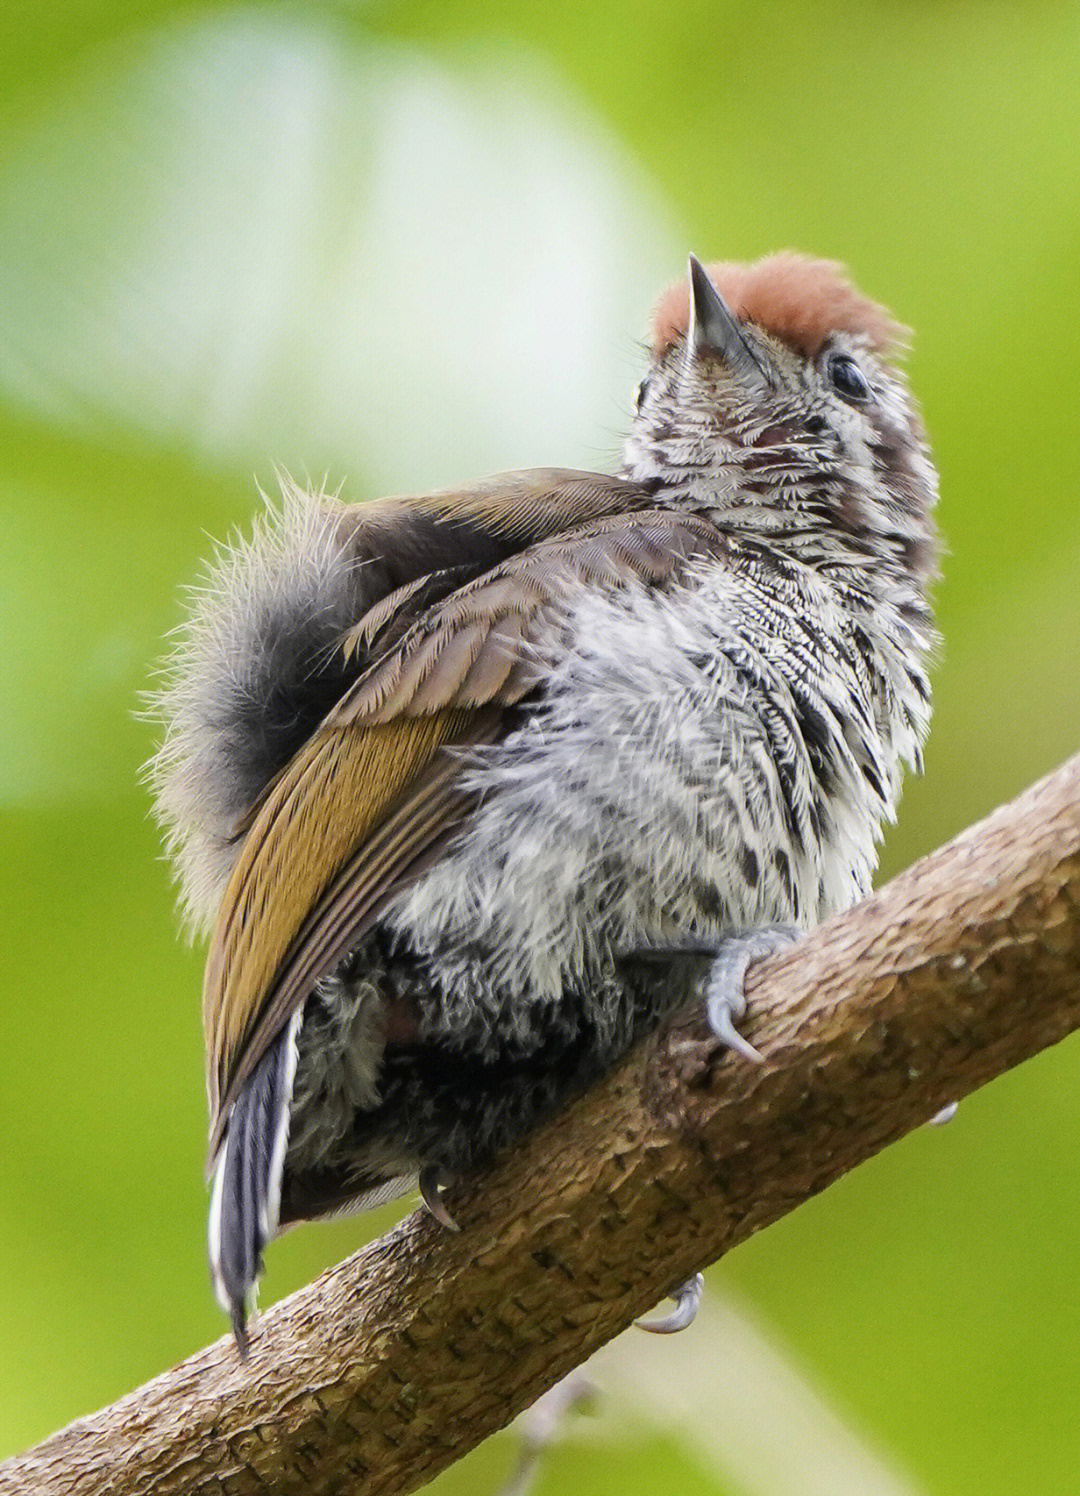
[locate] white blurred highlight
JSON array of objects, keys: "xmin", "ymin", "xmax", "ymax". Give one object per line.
[{"xmin": 0, "ymin": 13, "xmax": 680, "ymax": 490}]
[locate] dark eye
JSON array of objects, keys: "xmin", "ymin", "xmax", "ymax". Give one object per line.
[
  {"xmin": 634, "ymin": 376, "xmax": 649, "ymax": 411},
  {"xmin": 828, "ymin": 354, "xmax": 871, "ymax": 404}
]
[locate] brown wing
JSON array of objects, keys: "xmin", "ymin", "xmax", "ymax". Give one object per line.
[
  {"xmin": 222, "ymin": 470, "xmax": 655, "ymax": 845},
  {"xmin": 205, "ymin": 508, "xmax": 731, "ymax": 1154},
  {"xmin": 328, "ymin": 468, "xmax": 660, "ymax": 608}
]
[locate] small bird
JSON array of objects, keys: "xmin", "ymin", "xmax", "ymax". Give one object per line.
[{"xmin": 150, "ymin": 254, "xmax": 938, "ymax": 1351}]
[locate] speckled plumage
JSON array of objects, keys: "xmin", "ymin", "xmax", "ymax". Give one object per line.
[{"xmin": 149, "ymin": 255, "xmax": 938, "ymax": 1341}]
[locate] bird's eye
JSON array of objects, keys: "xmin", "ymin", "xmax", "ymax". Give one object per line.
[
  {"xmin": 827, "ymin": 354, "xmax": 871, "ymax": 404},
  {"xmin": 634, "ymin": 377, "xmax": 649, "ymax": 412}
]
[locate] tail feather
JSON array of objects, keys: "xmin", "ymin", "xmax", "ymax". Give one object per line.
[{"xmin": 208, "ymin": 1008, "xmax": 301, "ymax": 1354}]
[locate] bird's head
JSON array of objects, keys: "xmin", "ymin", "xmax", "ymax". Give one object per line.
[{"xmin": 624, "ymin": 254, "xmax": 939, "ymax": 592}]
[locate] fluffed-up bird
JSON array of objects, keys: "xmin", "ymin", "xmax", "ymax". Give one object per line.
[{"xmin": 150, "ymin": 254, "xmax": 938, "ymax": 1351}]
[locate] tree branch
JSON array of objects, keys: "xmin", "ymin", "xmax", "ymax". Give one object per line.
[{"xmin": 4, "ymin": 756, "xmax": 1080, "ymax": 1496}]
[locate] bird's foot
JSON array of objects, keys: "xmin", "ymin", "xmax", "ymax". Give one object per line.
[
  {"xmin": 631, "ymin": 925, "xmax": 801, "ymax": 1062},
  {"xmin": 419, "ymin": 1166, "xmax": 461, "ymax": 1231},
  {"xmin": 636, "ymin": 1272, "xmax": 705, "ymax": 1335},
  {"xmin": 627, "ymin": 928, "xmax": 799, "ymax": 1339},
  {"xmin": 702, "ymin": 927, "xmax": 800, "ymax": 1062}
]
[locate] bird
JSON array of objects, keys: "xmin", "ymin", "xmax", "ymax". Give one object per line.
[{"xmin": 150, "ymin": 253, "xmax": 938, "ymax": 1352}]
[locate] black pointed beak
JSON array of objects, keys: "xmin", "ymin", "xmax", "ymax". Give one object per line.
[{"xmin": 687, "ymin": 254, "xmax": 772, "ymax": 390}]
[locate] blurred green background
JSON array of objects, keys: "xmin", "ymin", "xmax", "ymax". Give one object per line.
[{"xmin": 2, "ymin": 2, "xmax": 1079, "ymax": 1492}]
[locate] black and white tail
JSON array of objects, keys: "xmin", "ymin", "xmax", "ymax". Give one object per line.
[{"xmin": 208, "ymin": 1009, "xmax": 301, "ymax": 1354}]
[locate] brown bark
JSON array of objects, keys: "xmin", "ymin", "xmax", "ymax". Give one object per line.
[{"xmin": 4, "ymin": 755, "xmax": 1080, "ymax": 1496}]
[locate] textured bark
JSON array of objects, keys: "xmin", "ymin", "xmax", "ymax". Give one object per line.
[{"xmin": 4, "ymin": 755, "xmax": 1080, "ymax": 1496}]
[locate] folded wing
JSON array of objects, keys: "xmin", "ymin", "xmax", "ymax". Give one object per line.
[{"xmin": 204, "ymin": 506, "xmax": 731, "ymax": 1157}]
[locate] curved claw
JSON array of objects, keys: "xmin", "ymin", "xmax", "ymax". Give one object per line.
[
  {"xmin": 702, "ymin": 926, "xmax": 800, "ymax": 1064},
  {"xmin": 636, "ymin": 1273, "xmax": 705, "ymax": 1335},
  {"xmin": 419, "ymin": 1167, "xmax": 461, "ymax": 1231},
  {"xmin": 710, "ymin": 1004, "xmax": 765, "ymax": 1064},
  {"xmin": 929, "ymin": 1101, "xmax": 959, "ymax": 1126}
]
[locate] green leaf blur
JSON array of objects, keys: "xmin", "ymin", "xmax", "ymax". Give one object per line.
[{"xmin": 2, "ymin": 3, "xmax": 1078, "ymax": 1492}]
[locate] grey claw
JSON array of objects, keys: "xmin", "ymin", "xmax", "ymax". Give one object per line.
[
  {"xmin": 636, "ymin": 1273, "xmax": 705, "ymax": 1334},
  {"xmin": 419, "ymin": 1167, "xmax": 461, "ymax": 1231},
  {"xmin": 929, "ymin": 1101, "xmax": 959, "ymax": 1126},
  {"xmin": 703, "ymin": 926, "xmax": 799, "ymax": 1063},
  {"xmin": 710, "ymin": 1005, "xmax": 765, "ymax": 1064}
]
